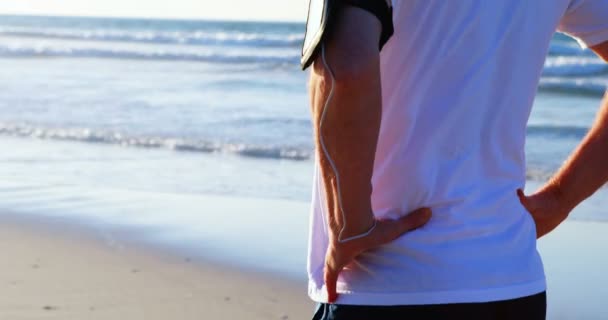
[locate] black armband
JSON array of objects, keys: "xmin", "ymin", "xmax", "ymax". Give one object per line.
[{"xmin": 301, "ymin": 0, "xmax": 394, "ymax": 70}]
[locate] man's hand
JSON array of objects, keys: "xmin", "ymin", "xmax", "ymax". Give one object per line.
[
  {"xmin": 517, "ymin": 186, "xmax": 574, "ymax": 239},
  {"xmin": 516, "ymin": 41, "xmax": 608, "ymax": 239},
  {"xmin": 324, "ymin": 208, "xmax": 432, "ymax": 303}
]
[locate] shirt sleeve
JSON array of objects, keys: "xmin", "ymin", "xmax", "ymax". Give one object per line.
[{"xmin": 558, "ymin": 0, "xmax": 608, "ymax": 48}]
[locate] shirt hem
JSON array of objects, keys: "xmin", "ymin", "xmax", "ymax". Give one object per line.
[{"xmin": 308, "ymin": 278, "xmax": 547, "ymax": 306}]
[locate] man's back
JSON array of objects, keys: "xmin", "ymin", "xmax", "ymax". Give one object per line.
[{"xmin": 307, "ymin": 0, "xmax": 608, "ymax": 306}]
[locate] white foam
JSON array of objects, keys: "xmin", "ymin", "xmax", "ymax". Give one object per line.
[
  {"xmin": 0, "ymin": 26, "xmax": 304, "ymax": 48},
  {"xmin": 0, "ymin": 41, "xmax": 299, "ymax": 65},
  {"xmin": 548, "ymin": 42, "xmax": 594, "ymax": 57},
  {"xmin": 0, "ymin": 123, "xmax": 312, "ymax": 161},
  {"xmin": 543, "ymin": 56, "xmax": 608, "ymax": 77},
  {"xmin": 539, "ymin": 77, "xmax": 608, "ymax": 95}
]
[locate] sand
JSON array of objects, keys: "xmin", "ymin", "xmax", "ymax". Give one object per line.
[
  {"xmin": 1, "ymin": 207, "xmax": 607, "ymax": 319},
  {"xmin": 538, "ymin": 220, "xmax": 608, "ymax": 319},
  {"xmin": 0, "ymin": 217, "xmax": 314, "ymax": 320}
]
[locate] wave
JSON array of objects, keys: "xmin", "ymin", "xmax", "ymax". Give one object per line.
[
  {"xmin": 0, "ymin": 121, "xmax": 592, "ymax": 160},
  {"xmin": 0, "ymin": 123, "xmax": 312, "ymax": 161},
  {"xmin": 525, "ymin": 166, "xmax": 554, "ymax": 183},
  {"xmin": 548, "ymin": 42, "xmax": 595, "ymax": 57},
  {"xmin": 0, "ymin": 26, "xmax": 304, "ymax": 48},
  {"xmin": 0, "ymin": 123, "xmax": 599, "ymax": 184},
  {"xmin": 538, "ymin": 77, "xmax": 608, "ymax": 96},
  {"xmin": 527, "ymin": 124, "xmax": 589, "ymax": 139},
  {"xmin": 543, "ymin": 56, "xmax": 608, "ymax": 77},
  {"xmin": 525, "ymin": 165, "xmax": 607, "ymax": 189},
  {"xmin": 0, "ymin": 43, "xmax": 300, "ymax": 65}
]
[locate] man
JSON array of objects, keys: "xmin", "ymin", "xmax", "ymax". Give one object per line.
[{"xmin": 304, "ymin": 0, "xmax": 608, "ymax": 319}]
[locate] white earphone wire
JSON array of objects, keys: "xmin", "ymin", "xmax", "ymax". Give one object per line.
[{"xmin": 319, "ymin": 44, "xmax": 377, "ymax": 243}]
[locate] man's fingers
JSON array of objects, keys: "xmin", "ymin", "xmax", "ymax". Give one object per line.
[
  {"xmin": 376, "ymin": 208, "xmax": 432, "ymax": 243},
  {"xmin": 517, "ymin": 189, "xmax": 539, "ymax": 214},
  {"xmin": 398, "ymin": 208, "xmax": 432, "ymax": 232},
  {"xmin": 324, "ymin": 262, "xmax": 340, "ymax": 303},
  {"xmin": 517, "ymin": 189, "xmax": 531, "ymax": 209},
  {"xmin": 517, "ymin": 189, "xmax": 548, "ymax": 238}
]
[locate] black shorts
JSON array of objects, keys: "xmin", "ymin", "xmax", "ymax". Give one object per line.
[{"xmin": 312, "ymin": 292, "xmax": 546, "ymax": 320}]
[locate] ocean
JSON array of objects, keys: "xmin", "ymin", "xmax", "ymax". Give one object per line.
[{"xmin": 0, "ymin": 15, "xmax": 607, "ymax": 275}]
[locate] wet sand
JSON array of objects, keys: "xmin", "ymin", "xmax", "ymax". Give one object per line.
[{"xmin": 0, "ymin": 217, "xmax": 313, "ymax": 320}]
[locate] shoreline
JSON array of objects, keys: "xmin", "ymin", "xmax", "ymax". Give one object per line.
[{"xmin": 0, "ymin": 213, "xmax": 314, "ymax": 319}]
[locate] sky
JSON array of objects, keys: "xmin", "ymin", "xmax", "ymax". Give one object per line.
[{"xmin": 0, "ymin": 0, "xmax": 307, "ymax": 22}]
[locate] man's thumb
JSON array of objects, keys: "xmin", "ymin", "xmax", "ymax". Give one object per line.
[
  {"xmin": 324, "ymin": 265, "xmax": 339, "ymax": 303},
  {"xmin": 397, "ymin": 208, "xmax": 432, "ymax": 233},
  {"xmin": 517, "ymin": 189, "xmax": 534, "ymax": 211}
]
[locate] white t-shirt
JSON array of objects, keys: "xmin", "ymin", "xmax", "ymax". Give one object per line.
[{"xmin": 307, "ymin": 0, "xmax": 608, "ymax": 305}]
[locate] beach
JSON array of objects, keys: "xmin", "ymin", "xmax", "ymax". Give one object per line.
[
  {"xmin": 540, "ymin": 221, "xmax": 608, "ymax": 320},
  {"xmin": 1, "ymin": 194, "xmax": 608, "ymax": 320},
  {"xmin": 0, "ymin": 213, "xmax": 313, "ymax": 320}
]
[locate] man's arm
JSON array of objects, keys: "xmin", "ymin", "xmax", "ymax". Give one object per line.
[
  {"xmin": 309, "ymin": 5, "xmax": 431, "ymax": 303},
  {"xmin": 311, "ymin": 5, "xmax": 382, "ymax": 241},
  {"xmin": 519, "ymin": 41, "xmax": 608, "ymax": 238}
]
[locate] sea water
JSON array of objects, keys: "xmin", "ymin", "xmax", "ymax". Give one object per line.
[{"xmin": 0, "ymin": 15, "xmax": 607, "ymax": 276}]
